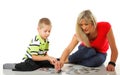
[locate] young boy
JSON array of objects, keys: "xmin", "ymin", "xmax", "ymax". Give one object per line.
[{"xmin": 3, "ymin": 18, "xmax": 57, "ymax": 71}]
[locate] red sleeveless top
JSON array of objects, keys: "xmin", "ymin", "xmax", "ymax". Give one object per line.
[{"xmin": 89, "ymin": 22, "xmax": 111, "ymax": 53}]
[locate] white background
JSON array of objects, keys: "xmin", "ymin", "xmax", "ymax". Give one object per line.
[{"xmin": 0, "ymin": 0, "xmax": 120, "ymax": 74}]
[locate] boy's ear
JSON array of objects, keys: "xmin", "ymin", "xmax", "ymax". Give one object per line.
[{"xmin": 37, "ymin": 26, "xmax": 40, "ymax": 31}]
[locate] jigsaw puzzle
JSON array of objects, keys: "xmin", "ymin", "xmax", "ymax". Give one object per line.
[{"xmin": 38, "ymin": 64, "xmax": 104, "ymax": 75}]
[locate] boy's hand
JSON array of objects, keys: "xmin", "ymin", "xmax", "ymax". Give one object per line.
[{"xmin": 48, "ymin": 56, "xmax": 57, "ymax": 65}]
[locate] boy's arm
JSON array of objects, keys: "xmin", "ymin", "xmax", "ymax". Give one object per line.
[
  {"xmin": 31, "ymin": 54, "xmax": 49, "ymax": 61},
  {"xmin": 32, "ymin": 54, "xmax": 57, "ymax": 65}
]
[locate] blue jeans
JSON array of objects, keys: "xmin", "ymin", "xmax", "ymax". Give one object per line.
[{"xmin": 68, "ymin": 45, "xmax": 107, "ymax": 67}]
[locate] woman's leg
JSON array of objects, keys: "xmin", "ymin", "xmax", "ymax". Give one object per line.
[
  {"xmin": 68, "ymin": 45, "xmax": 96, "ymax": 64},
  {"xmin": 77, "ymin": 52, "xmax": 107, "ymax": 67}
]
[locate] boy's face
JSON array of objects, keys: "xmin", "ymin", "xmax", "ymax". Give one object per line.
[{"xmin": 38, "ymin": 24, "xmax": 51, "ymax": 40}]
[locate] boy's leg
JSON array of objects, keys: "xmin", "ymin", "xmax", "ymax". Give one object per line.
[
  {"xmin": 3, "ymin": 63, "xmax": 16, "ymax": 69},
  {"xmin": 68, "ymin": 45, "xmax": 96, "ymax": 64},
  {"xmin": 36, "ymin": 60, "xmax": 54, "ymax": 68},
  {"xmin": 13, "ymin": 59, "xmax": 55, "ymax": 71},
  {"xmin": 37, "ymin": 58, "xmax": 60, "ymax": 68},
  {"xmin": 78, "ymin": 52, "xmax": 107, "ymax": 67},
  {"xmin": 13, "ymin": 59, "xmax": 39, "ymax": 71}
]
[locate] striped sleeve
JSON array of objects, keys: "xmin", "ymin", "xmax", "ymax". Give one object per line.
[{"xmin": 27, "ymin": 35, "xmax": 40, "ymax": 55}]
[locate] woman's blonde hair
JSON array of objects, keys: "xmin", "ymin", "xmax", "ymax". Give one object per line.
[{"xmin": 76, "ymin": 10, "xmax": 97, "ymax": 47}]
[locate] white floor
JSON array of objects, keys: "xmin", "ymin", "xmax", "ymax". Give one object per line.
[
  {"xmin": 1, "ymin": 49, "xmax": 120, "ymax": 75},
  {"xmin": 2, "ymin": 63, "xmax": 120, "ymax": 75},
  {"xmin": 1, "ymin": 50, "xmax": 120, "ymax": 75}
]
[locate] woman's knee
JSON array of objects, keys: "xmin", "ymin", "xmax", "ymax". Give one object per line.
[{"xmin": 78, "ymin": 53, "xmax": 106, "ymax": 67}]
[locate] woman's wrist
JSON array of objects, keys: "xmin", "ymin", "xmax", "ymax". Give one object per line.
[
  {"xmin": 108, "ymin": 61, "xmax": 116, "ymax": 67},
  {"xmin": 60, "ymin": 60, "xmax": 64, "ymax": 64}
]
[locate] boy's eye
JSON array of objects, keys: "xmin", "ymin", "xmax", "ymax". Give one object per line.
[
  {"xmin": 48, "ymin": 31, "xmax": 51, "ymax": 33},
  {"xmin": 44, "ymin": 30, "xmax": 50, "ymax": 33}
]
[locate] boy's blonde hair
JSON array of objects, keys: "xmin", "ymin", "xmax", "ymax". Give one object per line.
[
  {"xmin": 38, "ymin": 18, "xmax": 52, "ymax": 28},
  {"xmin": 76, "ymin": 10, "xmax": 97, "ymax": 47}
]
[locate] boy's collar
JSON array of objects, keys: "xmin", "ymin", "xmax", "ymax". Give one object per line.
[{"xmin": 37, "ymin": 35, "xmax": 47, "ymax": 44}]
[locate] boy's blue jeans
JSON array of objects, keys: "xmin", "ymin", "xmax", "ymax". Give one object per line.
[{"xmin": 68, "ymin": 45, "xmax": 107, "ymax": 67}]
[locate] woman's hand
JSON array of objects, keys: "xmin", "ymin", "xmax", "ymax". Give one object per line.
[
  {"xmin": 106, "ymin": 64, "xmax": 115, "ymax": 71},
  {"xmin": 55, "ymin": 61, "xmax": 64, "ymax": 72}
]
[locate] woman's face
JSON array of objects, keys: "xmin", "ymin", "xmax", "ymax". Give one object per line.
[{"xmin": 79, "ymin": 19, "xmax": 95, "ymax": 35}]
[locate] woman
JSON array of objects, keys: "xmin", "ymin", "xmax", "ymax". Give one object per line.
[{"xmin": 55, "ymin": 10, "xmax": 118, "ymax": 71}]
